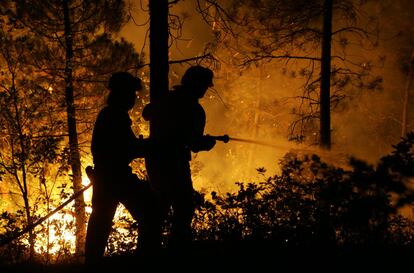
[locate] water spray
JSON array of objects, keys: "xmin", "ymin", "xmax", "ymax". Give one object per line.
[
  {"xmin": 211, "ymin": 134, "xmax": 343, "ymax": 160},
  {"xmin": 212, "ymin": 134, "xmax": 283, "ymax": 148}
]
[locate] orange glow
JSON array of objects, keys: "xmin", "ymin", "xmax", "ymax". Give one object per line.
[
  {"xmin": 27, "ymin": 210, "xmax": 77, "ymax": 255},
  {"xmin": 82, "ymin": 175, "xmax": 92, "ymax": 203}
]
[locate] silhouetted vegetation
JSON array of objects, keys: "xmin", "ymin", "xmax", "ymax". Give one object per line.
[
  {"xmin": 193, "ymin": 133, "xmax": 414, "ymax": 249},
  {"xmin": 3, "ymin": 133, "xmax": 413, "ymax": 269}
]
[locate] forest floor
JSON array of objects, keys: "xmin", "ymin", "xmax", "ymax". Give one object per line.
[{"xmin": 1, "ymin": 241, "xmax": 413, "ymax": 273}]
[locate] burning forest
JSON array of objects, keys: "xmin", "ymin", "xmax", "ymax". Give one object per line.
[{"xmin": 1, "ymin": 0, "xmax": 414, "ymax": 272}]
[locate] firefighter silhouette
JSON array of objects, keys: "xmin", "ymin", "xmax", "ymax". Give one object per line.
[
  {"xmin": 143, "ymin": 65, "xmax": 216, "ymax": 251},
  {"xmin": 85, "ymin": 72, "xmax": 160, "ymax": 265}
]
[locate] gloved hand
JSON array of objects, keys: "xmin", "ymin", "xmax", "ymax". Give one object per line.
[
  {"xmin": 134, "ymin": 135, "xmax": 153, "ymax": 158},
  {"xmin": 202, "ymin": 134, "xmax": 216, "ymax": 151},
  {"xmin": 189, "ymin": 135, "xmax": 217, "ymax": 152}
]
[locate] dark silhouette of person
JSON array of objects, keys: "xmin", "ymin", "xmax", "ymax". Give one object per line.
[
  {"xmin": 85, "ymin": 72, "xmax": 159, "ymax": 265},
  {"xmin": 143, "ymin": 65, "xmax": 216, "ymax": 252}
]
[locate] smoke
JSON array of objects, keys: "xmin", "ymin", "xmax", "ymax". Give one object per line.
[
  {"xmin": 193, "ymin": 0, "xmax": 414, "ymax": 192},
  {"xmin": 330, "ymin": 0, "xmax": 414, "ymax": 162},
  {"xmin": 192, "ymin": 136, "xmax": 294, "ymax": 193},
  {"xmin": 121, "ymin": 0, "xmax": 414, "ymax": 193},
  {"xmin": 192, "ymin": 62, "xmax": 352, "ymax": 192}
]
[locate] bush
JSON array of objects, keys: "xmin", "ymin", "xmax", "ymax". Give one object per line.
[{"xmin": 193, "ymin": 133, "xmax": 414, "ymax": 248}]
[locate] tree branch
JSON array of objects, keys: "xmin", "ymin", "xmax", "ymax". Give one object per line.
[
  {"xmin": 241, "ymin": 55, "xmax": 321, "ymax": 66},
  {"xmin": 139, "ymin": 53, "xmax": 214, "ymax": 67}
]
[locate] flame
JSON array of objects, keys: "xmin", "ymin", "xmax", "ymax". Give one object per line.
[
  {"xmin": 31, "ymin": 174, "xmax": 93, "ymax": 255},
  {"xmin": 82, "ymin": 175, "xmax": 92, "ymax": 203},
  {"xmin": 33, "ymin": 210, "xmax": 76, "ymax": 255},
  {"xmin": 29, "ymin": 203, "xmax": 135, "ymax": 256}
]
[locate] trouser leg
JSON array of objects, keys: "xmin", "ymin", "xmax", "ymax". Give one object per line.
[
  {"xmin": 169, "ymin": 190, "xmax": 195, "ymax": 249},
  {"xmin": 85, "ymin": 184, "xmax": 118, "ymax": 264},
  {"xmin": 119, "ymin": 177, "xmax": 162, "ymax": 254},
  {"xmin": 146, "ymin": 158, "xmax": 195, "ymax": 250}
]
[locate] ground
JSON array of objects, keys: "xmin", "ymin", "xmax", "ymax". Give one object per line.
[{"xmin": 1, "ymin": 241, "xmax": 413, "ymax": 273}]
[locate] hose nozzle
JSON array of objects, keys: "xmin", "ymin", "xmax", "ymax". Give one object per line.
[{"xmin": 212, "ymin": 134, "xmax": 230, "ymax": 143}]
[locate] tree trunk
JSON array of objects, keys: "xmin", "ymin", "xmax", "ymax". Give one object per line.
[
  {"xmin": 11, "ymin": 81, "xmax": 35, "ymax": 258},
  {"xmin": 63, "ymin": 0, "xmax": 86, "ymax": 256},
  {"xmin": 319, "ymin": 0, "xmax": 333, "ymax": 149},
  {"xmin": 149, "ymin": 0, "xmax": 169, "ymax": 111},
  {"xmin": 401, "ymin": 51, "xmax": 414, "ymax": 137}
]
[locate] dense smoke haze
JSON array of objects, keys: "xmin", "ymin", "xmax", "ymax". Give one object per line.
[
  {"xmin": 2, "ymin": 1, "xmax": 414, "ymax": 265},
  {"xmin": 119, "ymin": 0, "xmax": 414, "ymax": 192}
]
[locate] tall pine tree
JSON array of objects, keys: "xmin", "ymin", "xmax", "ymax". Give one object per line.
[{"xmin": 4, "ymin": 0, "xmax": 142, "ymax": 255}]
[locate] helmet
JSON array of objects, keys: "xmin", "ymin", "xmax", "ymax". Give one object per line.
[
  {"xmin": 181, "ymin": 66, "xmax": 213, "ymax": 88},
  {"xmin": 108, "ymin": 72, "xmax": 142, "ymax": 91}
]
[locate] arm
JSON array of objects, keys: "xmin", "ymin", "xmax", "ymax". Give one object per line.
[
  {"xmin": 142, "ymin": 103, "xmax": 153, "ymax": 121},
  {"xmin": 188, "ymin": 104, "xmax": 216, "ymax": 152},
  {"xmin": 190, "ymin": 135, "xmax": 216, "ymax": 152},
  {"xmin": 93, "ymin": 108, "xmax": 149, "ymax": 164},
  {"xmin": 130, "ymin": 134, "xmax": 151, "ymax": 158}
]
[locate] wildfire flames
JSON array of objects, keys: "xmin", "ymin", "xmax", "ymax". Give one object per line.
[
  {"xmin": 15, "ymin": 175, "xmax": 136, "ymax": 256},
  {"xmin": 1, "ymin": 0, "xmax": 414, "ymax": 267},
  {"xmin": 32, "ymin": 212, "xmax": 77, "ymax": 255}
]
